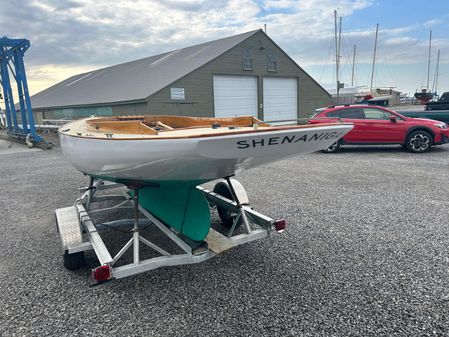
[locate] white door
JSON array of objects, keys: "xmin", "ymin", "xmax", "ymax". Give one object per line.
[
  {"xmin": 213, "ymin": 75, "xmax": 258, "ymax": 118},
  {"xmin": 263, "ymin": 77, "xmax": 298, "ymax": 124}
]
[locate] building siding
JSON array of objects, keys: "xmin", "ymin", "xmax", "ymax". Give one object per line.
[
  {"xmin": 148, "ymin": 31, "xmax": 330, "ymax": 118},
  {"xmin": 32, "ymin": 31, "xmax": 330, "ymax": 121},
  {"xmin": 111, "ymin": 103, "xmax": 148, "ymax": 115}
]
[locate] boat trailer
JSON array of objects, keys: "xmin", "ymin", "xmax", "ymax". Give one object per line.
[{"xmin": 55, "ymin": 178, "xmax": 286, "ymax": 283}]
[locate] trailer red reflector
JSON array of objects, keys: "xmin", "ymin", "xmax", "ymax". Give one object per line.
[
  {"xmin": 92, "ymin": 265, "xmax": 111, "ymax": 282},
  {"xmin": 274, "ymin": 219, "xmax": 286, "ymax": 232}
]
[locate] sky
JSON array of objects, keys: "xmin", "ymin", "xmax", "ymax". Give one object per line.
[{"xmin": 1, "ymin": 0, "xmax": 449, "ymax": 104}]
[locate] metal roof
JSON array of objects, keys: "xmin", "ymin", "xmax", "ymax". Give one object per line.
[{"xmin": 30, "ymin": 30, "xmax": 261, "ymax": 110}]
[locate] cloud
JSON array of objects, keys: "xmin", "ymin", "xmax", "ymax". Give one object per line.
[
  {"xmin": 0, "ymin": 0, "xmax": 375, "ymax": 67},
  {"xmin": 424, "ymin": 18, "xmax": 444, "ymax": 28},
  {"xmin": 25, "ymin": 64, "xmax": 96, "ymax": 96},
  {"xmin": 382, "ymin": 36, "xmax": 418, "ymax": 46},
  {"xmin": 0, "ymin": 0, "xmax": 448, "ymax": 96}
]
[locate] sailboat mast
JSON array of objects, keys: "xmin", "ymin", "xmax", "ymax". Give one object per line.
[
  {"xmin": 337, "ymin": 16, "xmax": 342, "ymax": 98},
  {"xmin": 426, "ymin": 29, "xmax": 432, "ymax": 90},
  {"xmin": 351, "ymin": 44, "xmax": 356, "ymax": 86},
  {"xmin": 334, "ymin": 10, "xmax": 339, "ymax": 101},
  {"xmin": 433, "ymin": 49, "xmax": 440, "ymax": 95},
  {"xmin": 370, "ymin": 23, "xmax": 379, "ymax": 92}
]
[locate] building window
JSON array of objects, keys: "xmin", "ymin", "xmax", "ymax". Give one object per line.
[
  {"xmin": 48, "ymin": 106, "xmax": 113, "ymax": 119},
  {"xmin": 267, "ymin": 49, "xmax": 278, "ymax": 72},
  {"xmin": 242, "ymin": 47, "xmax": 253, "ymax": 70}
]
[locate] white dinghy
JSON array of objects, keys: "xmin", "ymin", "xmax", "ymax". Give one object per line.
[
  {"xmin": 59, "ymin": 115, "xmax": 352, "ymax": 184},
  {"xmin": 58, "ymin": 115, "xmax": 352, "ymax": 243}
]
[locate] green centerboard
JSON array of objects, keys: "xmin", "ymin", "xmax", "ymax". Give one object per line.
[
  {"xmin": 92, "ymin": 175, "xmax": 212, "ymax": 242},
  {"xmin": 130, "ymin": 181, "xmax": 211, "ymax": 242}
]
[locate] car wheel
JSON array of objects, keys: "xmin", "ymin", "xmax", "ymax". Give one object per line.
[
  {"xmin": 405, "ymin": 130, "xmax": 433, "ymax": 153},
  {"xmin": 322, "ymin": 140, "xmax": 341, "ymax": 153}
]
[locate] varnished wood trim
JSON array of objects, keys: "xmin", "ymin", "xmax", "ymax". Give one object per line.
[
  {"xmin": 60, "ymin": 122, "xmax": 352, "ymax": 141},
  {"xmin": 86, "ymin": 120, "xmax": 158, "ymax": 135}
]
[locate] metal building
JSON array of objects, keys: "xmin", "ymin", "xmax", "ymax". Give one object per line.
[{"xmin": 30, "ymin": 30, "xmax": 331, "ymax": 122}]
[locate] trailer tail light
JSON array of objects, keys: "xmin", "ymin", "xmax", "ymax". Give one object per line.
[
  {"xmin": 92, "ymin": 265, "xmax": 112, "ymax": 282},
  {"xmin": 274, "ymin": 219, "xmax": 286, "ymax": 233}
]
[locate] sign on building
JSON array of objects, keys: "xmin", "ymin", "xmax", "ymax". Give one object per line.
[{"xmin": 170, "ymin": 88, "xmax": 185, "ymax": 100}]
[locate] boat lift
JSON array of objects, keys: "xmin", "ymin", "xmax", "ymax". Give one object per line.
[
  {"xmin": 0, "ymin": 37, "xmax": 52, "ymax": 148},
  {"xmin": 55, "ymin": 178, "xmax": 286, "ymax": 283}
]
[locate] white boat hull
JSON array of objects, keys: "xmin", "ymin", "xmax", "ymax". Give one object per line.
[{"xmin": 59, "ymin": 124, "xmax": 352, "ymax": 183}]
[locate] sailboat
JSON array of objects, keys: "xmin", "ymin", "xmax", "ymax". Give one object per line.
[
  {"xmin": 332, "ymin": 18, "xmax": 400, "ymax": 106},
  {"xmin": 414, "ymin": 29, "xmax": 434, "ymax": 104},
  {"xmin": 59, "ymin": 115, "xmax": 352, "ymax": 184},
  {"xmin": 59, "ymin": 115, "xmax": 352, "ymax": 242}
]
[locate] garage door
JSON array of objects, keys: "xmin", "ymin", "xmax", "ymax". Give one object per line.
[
  {"xmin": 213, "ymin": 75, "xmax": 258, "ymax": 118},
  {"xmin": 263, "ymin": 77, "xmax": 298, "ymax": 123}
]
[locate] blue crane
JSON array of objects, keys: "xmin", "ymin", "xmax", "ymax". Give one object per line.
[{"xmin": 0, "ymin": 37, "xmax": 51, "ymax": 148}]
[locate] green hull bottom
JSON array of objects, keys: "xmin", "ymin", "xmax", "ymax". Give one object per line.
[{"xmin": 92, "ymin": 176, "xmax": 212, "ymax": 242}]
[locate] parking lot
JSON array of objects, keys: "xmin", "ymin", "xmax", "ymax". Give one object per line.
[{"xmin": 1, "ymin": 142, "xmax": 449, "ymax": 336}]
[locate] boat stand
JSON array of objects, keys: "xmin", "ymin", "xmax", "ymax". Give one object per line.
[{"xmin": 55, "ymin": 178, "xmax": 286, "ymax": 283}]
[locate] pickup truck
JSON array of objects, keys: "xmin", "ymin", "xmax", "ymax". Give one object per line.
[
  {"xmin": 426, "ymin": 92, "xmax": 449, "ymax": 111},
  {"xmin": 397, "ymin": 110, "xmax": 449, "ymax": 124},
  {"xmin": 399, "ymin": 108, "xmax": 449, "ymax": 124}
]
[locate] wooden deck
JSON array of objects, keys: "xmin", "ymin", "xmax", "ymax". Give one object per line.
[{"xmin": 59, "ymin": 115, "xmax": 347, "ymax": 140}]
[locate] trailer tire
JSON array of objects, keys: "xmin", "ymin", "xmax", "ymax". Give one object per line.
[
  {"xmin": 213, "ymin": 182, "xmax": 242, "ymax": 229},
  {"xmin": 321, "ymin": 140, "xmax": 341, "ymax": 153},
  {"xmin": 63, "ymin": 251, "xmax": 85, "ymax": 270}
]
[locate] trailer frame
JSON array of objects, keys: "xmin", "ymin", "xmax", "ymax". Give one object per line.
[{"xmin": 55, "ymin": 178, "xmax": 284, "ymax": 282}]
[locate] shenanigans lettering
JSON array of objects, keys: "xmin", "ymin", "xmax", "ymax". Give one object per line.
[{"xmin": 236, "ymin": 132, "xmax": 343, "ymax": 149}]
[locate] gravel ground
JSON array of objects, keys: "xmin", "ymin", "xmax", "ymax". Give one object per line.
[{"xmin": 1, "ymin": 143, "xmax": 449, "ymax": 336}]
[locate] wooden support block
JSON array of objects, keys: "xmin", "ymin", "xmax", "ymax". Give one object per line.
[{"xmin": 205, "ymin": 228, "xmax": 236, "ymax": 254}]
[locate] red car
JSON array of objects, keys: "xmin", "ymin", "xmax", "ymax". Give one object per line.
[{"xmin": 310, "ymin": 104, "xmax": 449, "ymax": 153}]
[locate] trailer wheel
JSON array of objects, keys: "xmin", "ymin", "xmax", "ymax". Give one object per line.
[
  {"xmin": 322, "ymin": 140, "xmax": 341, "ymax": 153},
  {"xmin": 213, "ymin": 181, "xmax": 242, "ymax": 228},
  {"xmin": 63, "ymin": 251, "xmax": 85, "ymax": 270}
]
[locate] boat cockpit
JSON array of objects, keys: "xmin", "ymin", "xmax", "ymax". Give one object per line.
[{"xmin": 86, "ymin": 115, "xmax": 267, "ymax": 135}]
